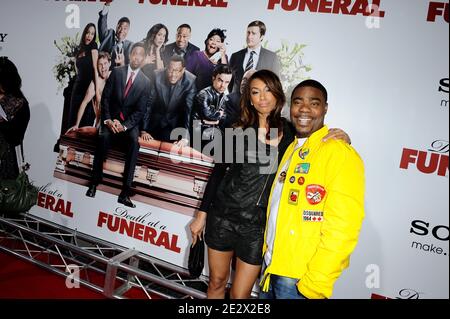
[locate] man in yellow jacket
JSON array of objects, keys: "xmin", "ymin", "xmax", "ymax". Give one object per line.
[{"xmin": 260, "ymin": 79, "xmax": 365, "ymax": 299}]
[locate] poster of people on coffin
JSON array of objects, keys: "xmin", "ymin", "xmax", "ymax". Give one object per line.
[{"xmin": 2, "ymin": 0, "xmax": 447, "ymax": 299}]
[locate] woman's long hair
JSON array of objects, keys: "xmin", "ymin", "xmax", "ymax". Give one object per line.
[
  {"xmin": 78, "ymin": 23, "xmax": 97, "ymax": 55},
  {"xmin": 144, "ymin": 24, "xmax": 169, "ymax": 56},
  {"xmin": 0, "ymin": 56, "xmax": 26, "ymax": 100},
  {"xmin": 237, "ymin": 70, "xmax": 285, "ymax": 137}
]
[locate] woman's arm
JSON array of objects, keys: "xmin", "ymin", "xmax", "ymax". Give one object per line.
[
  {"xmin": 155, "ymin": 45, "xmax": 165, "ymax": 70},
  {"xmin": 91, "ymin": 49, "xmax": 100, "ymax": 105}
]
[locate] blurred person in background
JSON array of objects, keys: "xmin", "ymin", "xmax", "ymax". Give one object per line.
[{"xmin": 0, "ymin": 57, "xmax": 30, "ymax": 179}]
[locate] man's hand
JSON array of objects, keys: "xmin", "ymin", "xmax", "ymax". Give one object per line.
[
  {"xmin": 115, "ymin": 53, "xmax": 125, "ymax": 66},
  {"xmin": 174, "ymin": 138, "xmax": 189, "ymax": 148},
  {"xmin": 105, "ymin": 119, "xmax": 119, "ymax": 134},
  {"xmin": 323, "ymin": 128, "xmax": 351, "ymax": 144},
  {"xmin": 141, "ymin": 131, "xmax": 154, "ymax": 142},
  {"xmin": 190, "ymin": 211, "xmax": 207, "ymax": 246},
  {"xmin": 113, "ymin": 119, "xmax": 125, "ymax": 133}
]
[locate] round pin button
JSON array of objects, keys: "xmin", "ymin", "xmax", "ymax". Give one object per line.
[
  {"xmin": 298, "ymin": 177, "xmax": 305, "ymax": 185},
  {"xmin": 289, "ymin": 176, "xmax": 295, "ymax": 184}
]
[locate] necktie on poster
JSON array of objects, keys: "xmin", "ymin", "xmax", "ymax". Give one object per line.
[
  {"xmin": 124, "ymin": 72, "xmax": 135, "ymax": 98},
  {"xmin": 245, "ymin": 51, "xmax": 255, "ymax": 73},
  {"xmin": 0, "ymin": 104, "xmax": 8, "ymax": 121}
]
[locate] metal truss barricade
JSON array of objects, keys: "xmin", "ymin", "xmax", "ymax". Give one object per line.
[{"xmin": 0, "ymin": 213, "xmax": 208, "ymax": 299}]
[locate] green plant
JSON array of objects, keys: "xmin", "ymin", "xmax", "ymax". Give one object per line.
[
  {"xmin": 275, "ymin": 40, "xmax": 312, "ymax": 96},
  {"xmin": 53, "ymin": 34, "xmax": 80, "ymax": 92}
]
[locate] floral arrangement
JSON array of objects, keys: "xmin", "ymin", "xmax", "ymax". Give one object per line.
[
  {"xmin": 53, "ymin": 34, "xmax": 79, "ymax": 92},
  {"xmin": 275, "ymin": 40, "xmax": 312, "ymax": 97}
]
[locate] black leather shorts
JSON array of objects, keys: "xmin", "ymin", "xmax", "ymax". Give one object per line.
[{"xmin": 205, "ymin": 211, "xmax": 265, "ymax": 266}]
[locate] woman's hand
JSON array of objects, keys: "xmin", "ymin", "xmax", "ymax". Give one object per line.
[
  {"xmin": 144, "ymin": 53, "xmax": 156, "ymax": 65},
  {"xmin": 190, "ymin": 211, "xmax": 207, "ymax": 245},
  {"xmin": 66, "ymin": 125, "xmax": 79, "ymax": 135},
  {"xmin": 219, "ymin": 43, "xmax": 226, "ymax": 56},
  {"xmin": 140, "ymin": 131, "xmax": 154, "ymax": 142},
  {"xmin": 323, "ymin": 128, "xmax": 351, "ymax": 144}
]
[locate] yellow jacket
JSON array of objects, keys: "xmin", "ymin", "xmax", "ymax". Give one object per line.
[{"xmin": 261, "ymin": 126, "xmax": 365, "ymax": 299}]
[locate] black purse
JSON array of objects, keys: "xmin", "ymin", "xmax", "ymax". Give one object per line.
[{"xmin": 188, "ymin": 238, "xmax": 205, "ymax": 278}]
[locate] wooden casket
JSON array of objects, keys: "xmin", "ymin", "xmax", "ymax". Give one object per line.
[{"xmin": 54, "ymin": 131, "xmax": 214, "ymax": 217}]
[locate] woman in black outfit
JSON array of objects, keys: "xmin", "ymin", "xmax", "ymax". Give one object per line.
[
  {"xmin": 189, "ymin": 70, "xmax": 292, "ymax": 299},
  {"xmin": 190, "ymin": 70, "xmax": 349, "ymax": 299},
  {"xmin": 0, "ymin": 57, "xmax": 30, "ymax": 180},
  {"xmin": 68, "ymin": 23, "xmax": 99, "ymax": 129},
  {"xmin": 141, "ymin": 24, "xmax": 169, "ymax": 83}
]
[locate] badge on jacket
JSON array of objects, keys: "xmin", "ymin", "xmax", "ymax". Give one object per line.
[
  {"xmin": 288, "ymin": 189, "xmax": 300, "ymax": 205},
  {"xmin": 303, "ymin": 210, "xmax": 324, "ymax": 222},
  {"xmin": 306, "ymin": 184, "xmax": 326, "ymax": 205},
  {"xmin": 295, "ymin": 163, "xmax": 310, "ymax": 174},
  {"xmin": 299, "ymin": 148, "xmax": 310, "ymax": 160}
]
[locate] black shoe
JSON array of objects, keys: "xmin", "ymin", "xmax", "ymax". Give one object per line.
[
  {"xmin": 86, "ymin": 184, "xmax": 97, "ymax": 198},
  {"xmin": 118, "ymin": 195, "xmax": 136, "ymax": 208}
]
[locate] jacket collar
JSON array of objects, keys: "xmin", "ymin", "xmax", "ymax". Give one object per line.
[{"xmin": 294, "ymin": 125, "xmax": 329, "ymax": 147}]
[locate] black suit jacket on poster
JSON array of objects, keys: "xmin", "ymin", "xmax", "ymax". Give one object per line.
[
  {"xmin": 101, "ymin": 66, "xmax": 150, "ymax": 130},
  {"xmin": 98, "ymin": 11, "xmax": 133, "ymax": 67},
  {"xmin": 229, "ymin": 47, "xmax": 281, "ymax": 93},
  {"xmin": 162, "ymin": 42, "xmax": 200, "ymax": 66},
  {"xmin": 142, "ymin": 69, "xmax": 197, "ymax": 140}
]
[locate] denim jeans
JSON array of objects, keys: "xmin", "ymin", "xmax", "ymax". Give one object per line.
[{"xmin": 259, "ymin": 274, "xmax": 307, "ymax": 299}]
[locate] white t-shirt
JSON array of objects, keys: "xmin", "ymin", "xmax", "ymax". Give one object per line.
[{"xmin": 265, "ymin": 138, "xmax": 306, "ymax": 266}]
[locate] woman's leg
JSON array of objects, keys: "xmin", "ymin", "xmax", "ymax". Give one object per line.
[
  {"xmin": 207, "ymin": 248, "xmax": 234, "ymax": 299},
  {"xmin": 230, "ymin": 258, "xmax": 262, "ymax": 299}
]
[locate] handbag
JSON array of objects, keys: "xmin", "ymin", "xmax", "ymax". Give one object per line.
[
  {"xmin": 0, "ymin": 144, "xmax": 38, "ymax": 214},
  {"xmin": 188, "ymin": 237, "xmax": 205, "ymax": 278}
]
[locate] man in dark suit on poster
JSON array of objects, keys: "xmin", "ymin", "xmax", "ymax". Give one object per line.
[
  {"xmin": 98, "ymin": 1, "xmax": 133, "ymax": 68},
  {"xmin": 229, "ymin": 21, "xmax": 281, "ymax": 93},
  {"xmin": 86, "ymin": 42, "xmax": 150, "ymax": 209},
  {"xmin": 141, "ymin": 55, "xmax": 197, "ymax": 148},
  {"xmin": 162, "ymin": 24, "xmax": 200, "ymax": 67}
]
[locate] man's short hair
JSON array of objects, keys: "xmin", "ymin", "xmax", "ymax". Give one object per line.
[
  {"xmin": 170, "ymin": 54, "xmax": 186, "ymax": 68},
  {"xmin": 130, "ymin": 42, "xmax": 145, "ymax": 54},
  {"xmin": 213, "ymin": 64, "xmax": 233, "ymax": 78},
  {"xmin": 118, "ymin": 17, "xmax": 130, "ymax": 26},
  {"xmin": 248, "ymin": 21, "xmax": 266, "ymax": 37},
  {"xmin": 292, "ymin": 79, "xmax": 328, "ymax": 103},
  {"xmin": 98, "ymin": 51, "xmax": 111, "ymax": 62},
  {"xmin": 177, "ymin": 24, "xmax": 192, "ymax": 32}
]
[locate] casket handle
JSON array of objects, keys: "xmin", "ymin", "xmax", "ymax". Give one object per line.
[
  {"xmin": 146, "ymin": 169, "xmax": 160, "ymax": 185},
  {"xmin": 193, "ymin": 179, "xmax": 206, "ymax": 197}
]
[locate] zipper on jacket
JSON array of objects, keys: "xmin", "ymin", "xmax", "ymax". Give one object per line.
[{"xmin": 255, "ymin": 150, "xmax": 278, "ymax": 208}]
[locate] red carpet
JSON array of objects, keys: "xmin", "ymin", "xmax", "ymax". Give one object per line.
[
  {"xmin": 0, "ymin": 250, "xmax": 156, "ymax": 299},
  {"xmin": 0, "ymin": 250, "xmax": 105, "ymax": 299}
]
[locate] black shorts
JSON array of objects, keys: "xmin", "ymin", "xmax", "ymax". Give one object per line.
[{"xmin": 205, "ymin": 212, "xmax": 265, "ymax": 266}]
